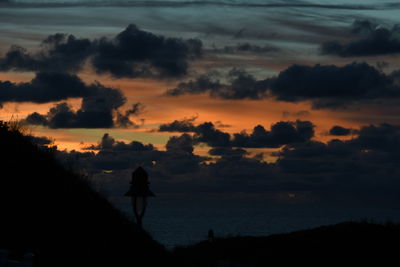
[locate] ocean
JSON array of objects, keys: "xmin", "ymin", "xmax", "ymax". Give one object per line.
[{"xmin": 111, "ymin": 195, "xmax": 400, "ymax": 249}]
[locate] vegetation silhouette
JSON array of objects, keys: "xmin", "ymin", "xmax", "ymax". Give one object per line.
[{"xmin": 0, "ymin": 121, "xmax": 167, "ymax": 267}]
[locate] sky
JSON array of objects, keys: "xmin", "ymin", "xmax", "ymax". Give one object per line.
[{"xmin": 1, "ymin": 0, "xmax": 400, "ymax": 206}]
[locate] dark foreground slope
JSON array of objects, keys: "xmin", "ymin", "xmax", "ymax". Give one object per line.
[
  {"xmin": 173, "ymin": 221, "xmax": 400, "ymax": 267},
  {"xmin": 2, "ymin": 121, "xmax": 400, "ymax": 267},
  {"xmin": 0, "ymin": 122, "xmax": 167, "ymax": 267}
]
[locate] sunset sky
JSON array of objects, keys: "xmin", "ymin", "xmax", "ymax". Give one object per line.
[{"xmin": 1, "ymin": 0, "xmax": 400, "ymax": 204}]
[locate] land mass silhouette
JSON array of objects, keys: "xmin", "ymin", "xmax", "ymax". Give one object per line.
[
  {"xmin": 0, "ymin": 121, "xmax": 166, "ymax": 267},
  {"xmin": 0, "ymin": 121, "xmax": 398, "ymax": 267}
]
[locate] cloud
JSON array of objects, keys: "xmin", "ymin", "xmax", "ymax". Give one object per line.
[
  {"xmin": 75, "ymin": 132, "xmax": 203, "ymax": 175},
  {"xmin": 0, "ymin": 24, "xmax": 202, "ymax": 79},
  {"xmin": 4, "ymin": 72, "xmax": 144, "ymax": 129},
  {"xmin": 282, "ymin": 110, "xmax": 311, "ymax": 118},
  {"xmin": 269, "ymin": 62, "xmax": 395, "ymax": 107},
  {"xmin": 25, "ymin": 112, "xmax": 48, "ymax": 126},
  {"xmin": 159, "ymin": 119, "xmax": 314, "ymax": 148},
  {"xmin": 166, "ymin": 69, "xmax": 270, "ymax": 100},
  {"xmin": 24, "ymin": 81, "xmax": 133, "ymax": 128},
  {"xmin": 208, "ymin": 147, "xmax": 247, "ymax": 157},
  {"xmin": 115, "ymin": 103, "xmax": 145, "ymax": 128},
  {"xmin": 92, "ymin": 24, "xmax": 202, "ymax": 78},
  {"xmin": 348, "ymin": 123, "xmax": 400, "ymax": 151},
  {"xmin": 0, "ymin": 72, "xmax": 94, "ymax": 104},
  {"xmin": 166, "ymin": 133, "xmax": 195, "ymax": 154},
  {"xmin": 321, "ymin": 20, "xmax": 400, "ymax": 57},
  {"xmin": 231, "ymin": 120, "xmax": 315, "ymax": 148},
  {"xmin": 329, "ymin": 125, "xmax": 353, "ymax": 136},
  {"xmin": 158, "ymin": 116, "xmax": 198, "ymax": 132},
  {"xmin": 86, "ymin": 133, "xmax": 154, "ymax": 152},
  {"xmin": 0, "ymin": 1, "xmax": 384, "ymax": 10},
  {"xmin": 214, "ymin": 43, "xmax": 279, "ymax": 54},
  {"xmin": 166, "ymin": 62, "xmax": 400, "ymax": 109},
  {"xmin": 193, "ymin": 122, "xmax": 232, "ymax": 147},
  {"xmin": 0, "ymin": 34, "xmax": 92, "ymax": 73},
  {"xmin": 50, "ymin": 122, "xmax": 400, "ymax": 205}
]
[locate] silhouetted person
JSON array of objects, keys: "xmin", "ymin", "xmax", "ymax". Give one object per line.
[{"xmin": 125, "ymin": 166, "xmax": 155, "ymax": 229}]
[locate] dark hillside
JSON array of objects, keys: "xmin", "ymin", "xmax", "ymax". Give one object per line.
[
  {"xmin": 173, "ymin": 221, "xmax": 400, "ymax": 267},
  {"xmin": 0, "ymin": 122, "xmax": 167, "ymax": 267}
]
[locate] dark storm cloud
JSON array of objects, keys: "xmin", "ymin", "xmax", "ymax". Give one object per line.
[
  {"xmin": 0, "ymin": 72, "xmax": 93, "ymax": 104},
  {"xmin": 329, "ymin": 125, "xmax": 354, "ymax": 136},
  {"xmin": 166, "ymin": 69, "xmax": 270, "ymax": 100},
  {"xmin": 24, "ymin": 82, "xmax": 130, "ymax": 128},
  {"xmin": 0, "ymin": 24, "xmax": 202, "ymax": 79},
  {"xmin": 321, "ymin": 20, "xmax": 400, "ymax": 57},
  {"xmin": 167, "ymin": 62, "xmax": 399, "ymax": 109}
]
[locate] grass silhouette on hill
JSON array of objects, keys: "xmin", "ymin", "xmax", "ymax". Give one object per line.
[{"xmin": 0, "ymin": 121, "xmax": 167, "ymax": 267}]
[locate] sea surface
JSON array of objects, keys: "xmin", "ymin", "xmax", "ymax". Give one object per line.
[{"xmin": 111, "ymin": 195, "xmax": 400, "ymax": 249}]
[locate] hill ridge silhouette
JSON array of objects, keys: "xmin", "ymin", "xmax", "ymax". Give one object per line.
[
  {"xmin": 173, "ymin": 221, "xmax": 400, "ymax": 267},
  {"xmin": 0, "ymin": 121, "xmax": 167, "ymax": 267}
]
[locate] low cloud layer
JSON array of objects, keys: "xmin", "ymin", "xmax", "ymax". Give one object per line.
[
  {"xmin": 0, "ymin": 24, "xmax": 202, "ymax": 78},
  {"xmin": 159, "ymin": 119, "xmax": 314, "ymax": 148},
  {"xmin": 47, "ymin": 121, "xmax": 400, "ymax": 206}
]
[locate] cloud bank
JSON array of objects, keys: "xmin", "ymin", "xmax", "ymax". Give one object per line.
[
  {"xmin": 322, "ymin": 20, "xmax": 400, "ymax": 57},
  {"xmin": 0, "ymin": 24, "xmax": 202, "ymax": 79},
  {"xmin": 167, "ymin": 62, "xmax": 400, "ymax": 109},
  {"xmin": 47, "ymin": 121, "xmax": 400, "ymax": 206}
]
